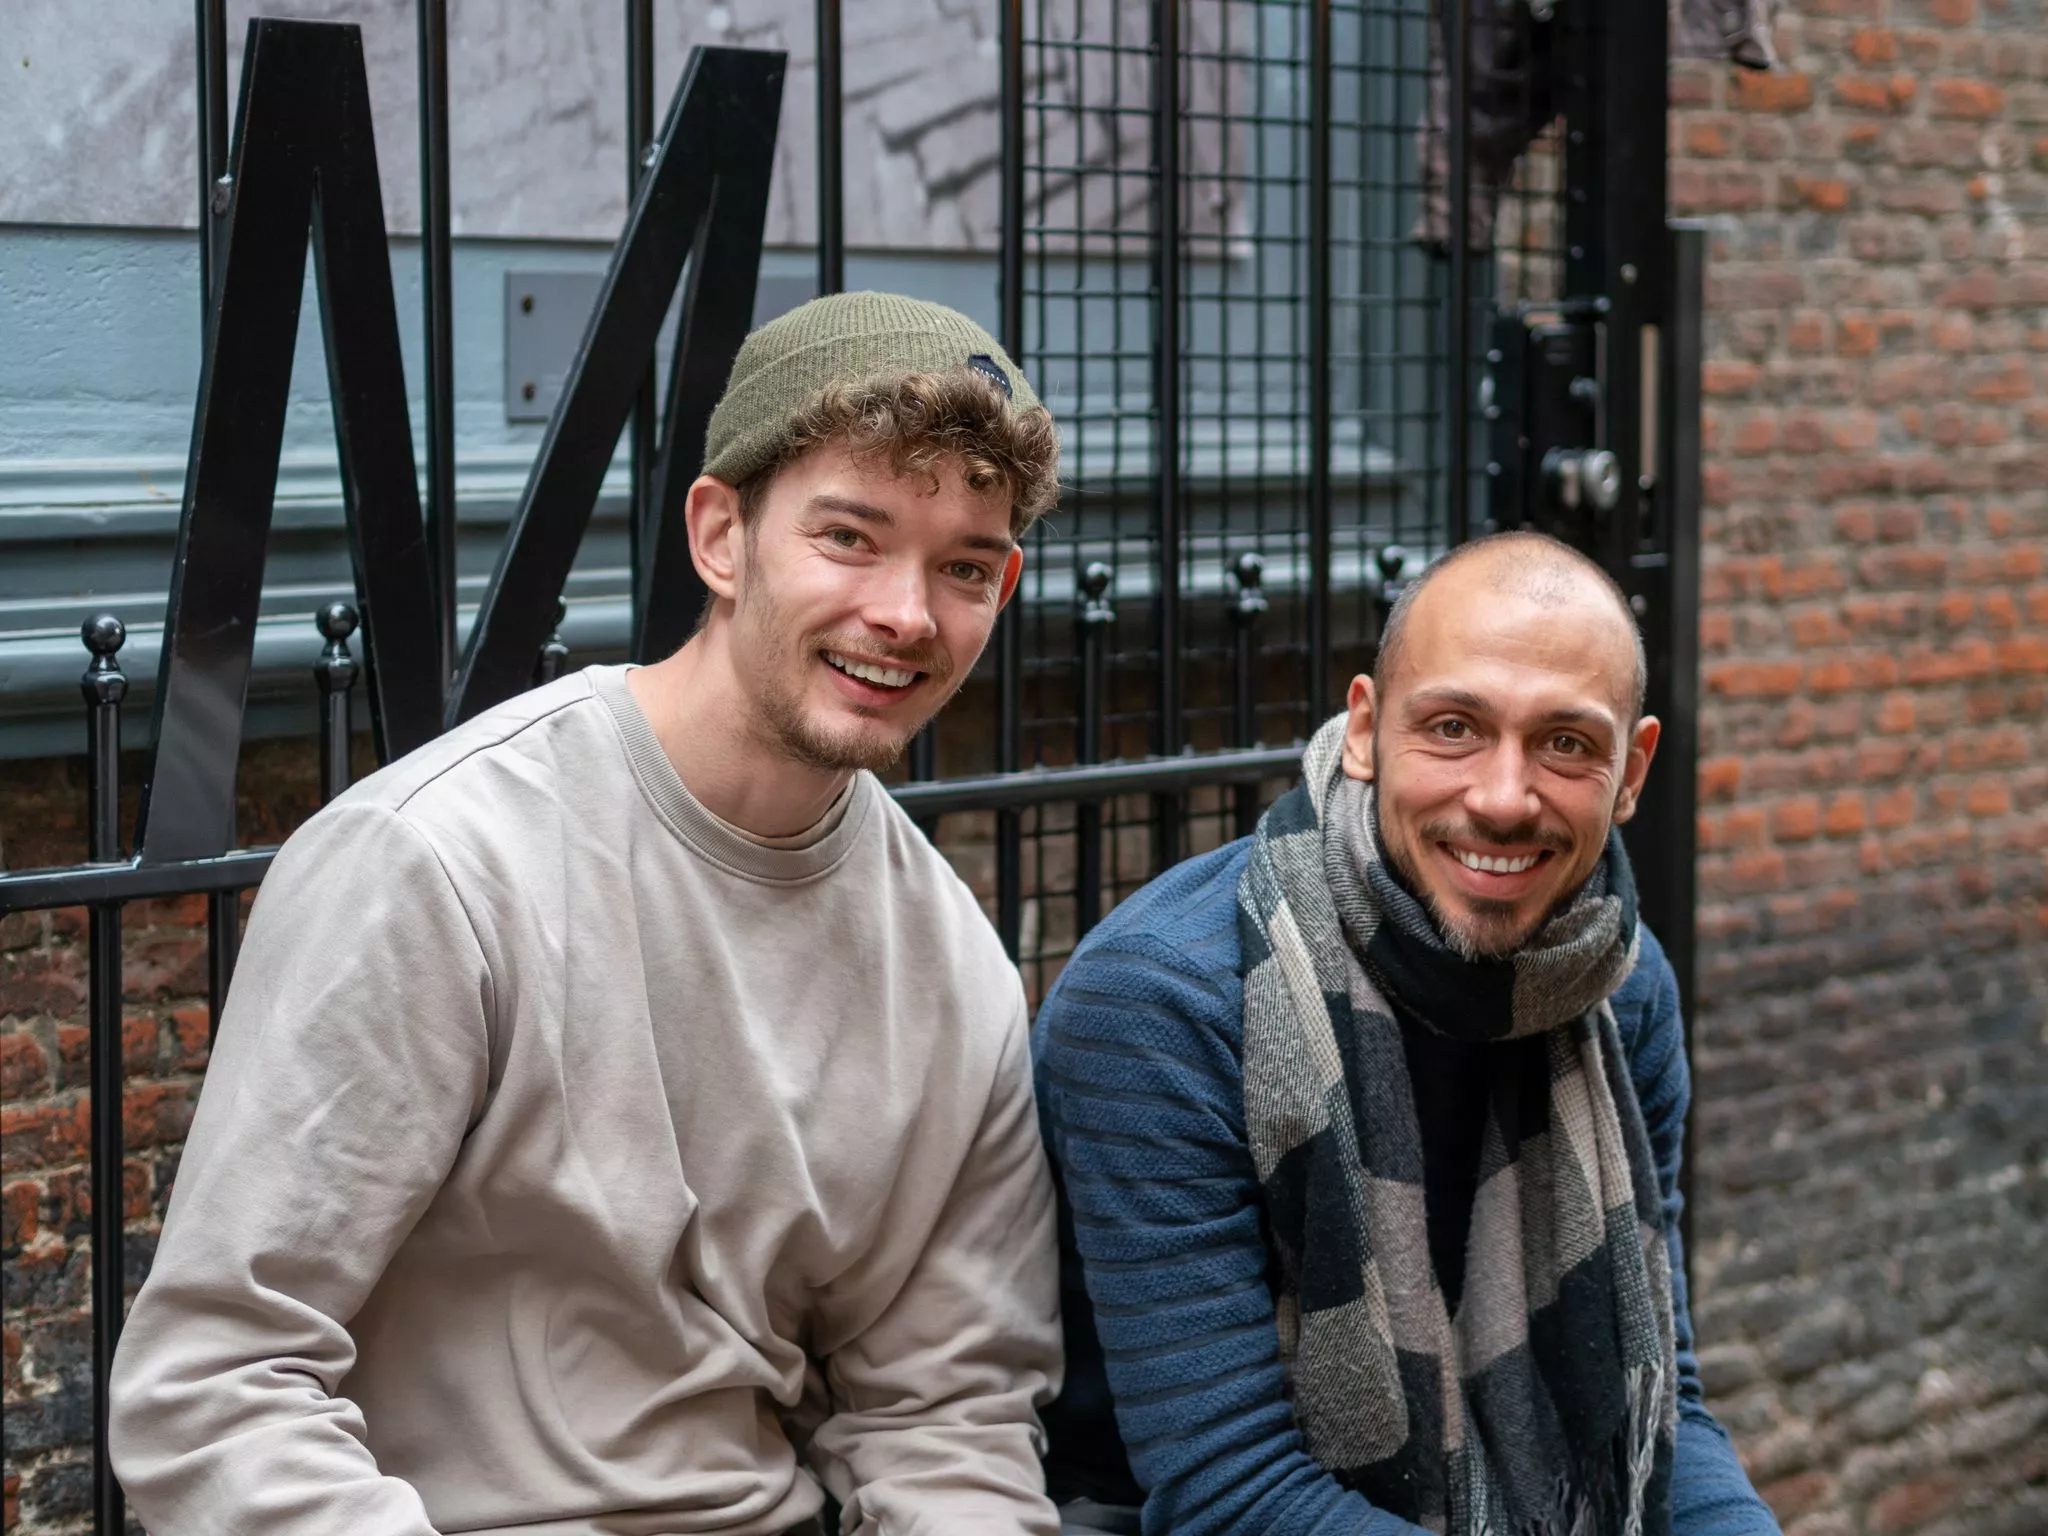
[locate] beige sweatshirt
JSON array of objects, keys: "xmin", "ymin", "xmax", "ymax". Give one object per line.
[{"xmin": 109, "ymin": 666, "xmax": 1062, "ymax": 1536}]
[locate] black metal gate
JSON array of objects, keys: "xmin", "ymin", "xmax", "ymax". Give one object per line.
[{"xmin": 0, "ymin": 3, "xmax": 1701, "ymax": 1530}]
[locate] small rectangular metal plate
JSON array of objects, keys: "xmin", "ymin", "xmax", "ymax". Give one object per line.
[{"xmin": 504, "ymin": 270, "xmax": 602, "ymax": 423}]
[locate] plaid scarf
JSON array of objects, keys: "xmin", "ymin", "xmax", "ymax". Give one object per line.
[{"xmin": 1238, "ymin": 716, "xmax": 1678, "ymax": 1536}]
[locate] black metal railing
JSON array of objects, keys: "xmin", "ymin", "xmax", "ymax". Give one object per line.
[{"xmin": 0, "ymin": 2, "xmax": 1697, "ymax": 1530}]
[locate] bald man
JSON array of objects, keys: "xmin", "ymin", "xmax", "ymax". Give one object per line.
[{"xmin": 1032, "ymin": 531, "xmax": 1779, "ymax": 1536}]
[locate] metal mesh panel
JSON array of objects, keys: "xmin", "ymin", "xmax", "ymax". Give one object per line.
[{"xmin": 994, "ymin": 0, "xmax": 1576, "ymax": 998}]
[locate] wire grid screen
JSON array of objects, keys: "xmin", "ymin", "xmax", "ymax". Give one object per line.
[{"xmin": 1004, "ymin": 0, "xmax": 1570, "ymax": 1000}]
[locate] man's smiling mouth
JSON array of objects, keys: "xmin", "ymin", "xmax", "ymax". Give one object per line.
[{"xmin": 823, "ymin": 650, "xmax": 923, "ymax": 689}]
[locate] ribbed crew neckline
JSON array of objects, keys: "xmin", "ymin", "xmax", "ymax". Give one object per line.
[{"xmin": 590, "ymin": 665, "xmax": 876, "ymax": 883}]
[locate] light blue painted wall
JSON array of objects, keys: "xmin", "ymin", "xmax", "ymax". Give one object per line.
[{"xmin": 0, "ymin": 222, "xmax": 1004, "ymax": 757}]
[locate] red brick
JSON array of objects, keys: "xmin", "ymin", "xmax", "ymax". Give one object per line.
[
  {"xmin": 1787, "ymin": 311, "xmax": 1828, "ymax": 352},
  {"xmin": 1938, "ymin": 270, "xmax": 2000, "ymax": 309},
  {"xmin": 168, "ymin": 1004, "xmax": 212, "ymax": 1072},
  {"xmin": 1704, "ymin": 360, "xmax": 1761, "ymax": 396},
  {"xmin": 0, "ymin": 1097, "xmax": 89, "ymax": 1172},
  {"xmin": 1929, "ymin": 78, "xmax": 2004, "ymax": 118},
  {"xmin": 1701, "ymin": 757, "xmax": 1744, "ymax": 803},
  {"xmin": 1903, "ymin": 640, "xmax": 1996, "ymax": 684},
  {"xmin": 1823, "ymin": 793, "xmax": 1868, "ymax": 837},
  {"xmin": 1731, "ymin": 414, "xmax": 1778, "ymax": 454},
  {"xmin": 0, "ymin": 1031, "xmax": 48, "ymax": 1100},
  {"xmin": 1764, "ymin": 1471, "xmax": 1836, "ymax": 1523},
  {"xmin": 1708, "ymin": 660, "xmax": 1807, "ymax": 698},
  {"xmin": 1732, "ymin": 71, "xmax": 1815, "ymax": 113},
  {"xmin": 0, "ymin": 947, "xmax": 87, "ymax": 1021},
  {"xmin": 1849, "ymin": 26, "xmax": 1899, "ymax": 64},
  {"xmin": 1718, "ymin": 850, "xmax": 1789, "ymax": 895},
  {"xmin": 1998, "ymin": 635, "xmax": 2048, "ymax": 674},
  {"xmin": 1684, "ymin": 119, "xmax": 1734, "ymax": 157},
  {"xmin": 1876, "ymin": 692, "xmax": 1918, "ymax": 733},
  {"xmin": 1870, "ymin": 1478, "xmax": 1959, "ymax": 1534},
  {"xmin": 1773, "ymin": 797, "xmax": 1823, "ymax": 842},
  {"xmin": 1872, "ymin": 784, "xmax": 1918, "ymax": 827},
  {"xmin": 1837, "ymin": 314, "xmax": 1879, "ymax": 356},
  {"xmin": 0, "ymin": 1179, "xmax": 37, "ymax": 1250},
  {"xmin": 1964, "ymin": 356, "xmax": 2032, "ymax": 400},
  {"xmin": 1835, "ymin": 74, "xmax": 1905, "ymax": 111},
  {"xmin": 123, "ymin": 1080, "xmax": 200, "ymax": 1152},
  {"xmin": 1793, "ymin": 176, "xmax": 1852, "ymax": 212}
]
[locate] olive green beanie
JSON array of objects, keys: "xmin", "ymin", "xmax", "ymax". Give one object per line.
[{"xmin": 701, "ymin": 290, "xmax": 1042, "ymax": 487}]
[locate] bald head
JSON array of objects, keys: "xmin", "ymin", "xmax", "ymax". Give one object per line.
[{"xmin": 1374, "ymin": 531, "xmax": 1647, "ymax": 721}]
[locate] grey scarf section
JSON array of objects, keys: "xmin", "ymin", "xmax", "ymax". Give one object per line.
[{"xmin": 1238, "ymin": 716, "xmax": 1678, "ymax": 1536}]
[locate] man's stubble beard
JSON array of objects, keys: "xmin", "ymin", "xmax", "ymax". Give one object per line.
[
  {"xmin": 738, "ymin": 578, "xmax": 958, "ymax": 776},
  {"xmin": 1374, "ymin": 746, "xmax": 1620, "ymax": 962},
  {"xmin": 1381, "ymin": 831, "xmax": 1537, "ymax": 962}
]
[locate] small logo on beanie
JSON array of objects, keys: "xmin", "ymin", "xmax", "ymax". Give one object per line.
[{"xmin": 966, "ymin": 353, "xmax": 1013, "ymax": 400}]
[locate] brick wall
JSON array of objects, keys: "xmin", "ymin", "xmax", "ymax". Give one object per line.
[{"xmin": 1674, "ymin": 0, "xmax": 2048, "ymax": 1533}]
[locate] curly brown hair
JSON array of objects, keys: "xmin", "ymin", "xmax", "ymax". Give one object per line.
[{"xmin": 734, "ymin": 369, "xmax": 1061, "ymax": 537}]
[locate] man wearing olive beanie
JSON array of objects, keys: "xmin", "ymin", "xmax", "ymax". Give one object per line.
[{"xmin": 112, "ymin": 295, "xmax": 1067, "ymax": 1536}]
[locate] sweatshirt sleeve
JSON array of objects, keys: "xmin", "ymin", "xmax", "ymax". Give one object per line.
[
  {"xmin": 108, "ymin": 802, "xmax": 493, "ymax": 1535},
  {"xmin": 1621, "ymin": 935, "xmax": 1784, "ymax": 1536},
  {"xmin": 1035, "ymin": 931, "xmax": 1429, "ymax": 1536},
  {"xmin": 811, "ymin": 994, "xmax": 1064, "ymax": 1536}
]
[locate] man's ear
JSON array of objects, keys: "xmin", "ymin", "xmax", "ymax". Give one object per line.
[
  {"xmin": 996, "ymin": 545, "xmax": 1024, "ymax": 611},
  {"xmin": 1341, "ymin": 674, "xmax": 1377, "ymax": 782},
  {"xmin": 1612, "ymin": 714, "xmax": 1661, "ymax": 825},
  {"xmin": 687, "ymin": 475, "xmax": 744, "ymax": 609}
]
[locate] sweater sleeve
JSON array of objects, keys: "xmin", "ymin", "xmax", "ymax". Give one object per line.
[
  {"xmin": 1621, "ymin": 934, "xmax": 1783, "ymax": 1536},
  {"xmin": 1035, "ymin": 931, "xmax": 1429, "ymax": 1536},
  {"xmin": 812, "ymin": 995, "xmax": 1064, "ymax": 1536},
  {"xmin": 107, "ymin": 803, "xmax": 493, "ymax": 1534}
]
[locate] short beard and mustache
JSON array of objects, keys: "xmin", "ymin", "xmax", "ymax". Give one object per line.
[
  {"xmin": 739, "ymin": 560, "xmax": 957, "ymax": 773},
  {"xmin": 1385, "ymin": 815, "xmax": 1577, "ymax": 962}
]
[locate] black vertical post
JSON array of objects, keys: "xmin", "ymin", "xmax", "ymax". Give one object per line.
[
  {"xmin": 80, "ymin": 614, "xmax": 127, "ymax": 1536},
  {"xmin": 1231, "ymin": 554, "xmax": 1268, "ymax": 838},
  {"xmin": 315, "ymin": 603, "xmax": 360, "ymax": 806},
  {"xmin": 195, "ymin": 0, "xmax": 229, "ymax": 319},
  {"xmin": 1652, "ymin": 222, "xmax": 1703, "ymax": 1285},
  {"xmin": 994, "ymin": 0, "xmax": 1026, "ymax": 956},
  {"xmin": 418, "ymin": 0, "xmax": 458, "ymax": 685},
  {"xmin": 816, "ymin": 0, "xmax": 845, "ymax": 295},
  {"xmin": 1445, "ymin": 0, "xmax": 1472, "ymax": 548},
  {"xmin": 1150, "ymin": 0, "xmax": 1183, "ymax": 872},
  {"xmin": 626, "ymin": 0, "xmax": 656, "ymax": 631},
  {"xmin": 1076, "ymin": 563, "xmax": 1115, "ymax": 936},
  {"xmin": 206, "ymin": 889, "xmax": 238, "ymax": 1046},
  {"xmin": 1306, "ymin": 0, "xmax": 1333, "ymax": 720}
]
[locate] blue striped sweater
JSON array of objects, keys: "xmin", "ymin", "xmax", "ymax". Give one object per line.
[{"xmin": 1032, "ymin": 838, "xmax": 1780, "ymax": 1536}]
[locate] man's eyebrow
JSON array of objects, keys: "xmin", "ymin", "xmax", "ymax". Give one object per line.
[
  {"xmin": 1402, "ymin": 687, "xmax": 1616, "ymax": 734},
  {"xmin": 806, "ymin": 494, "xmax": 1015, "ymax": 556},
  {"xmin": 806, "ymin": 494, "xmax": 894, "ymax": 527}
]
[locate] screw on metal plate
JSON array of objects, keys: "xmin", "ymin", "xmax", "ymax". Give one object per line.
[
  {"xmin": 640, "ymin": 140, "xmax": 660, "ymax": 171},
  {"xmin": 209, "ymin": 174, "xmax": 234, "ymax": 215},
  {"xmin": 520, "ymin": 293, "xmax": 535, "ymax": 314},
  {"xmin": 522, "ymin": 382, "xmax": 537, "ymax": 401},
  {"xmin": 1621, "ymin": 263, "xmax": 1639, "ymax": 285}
]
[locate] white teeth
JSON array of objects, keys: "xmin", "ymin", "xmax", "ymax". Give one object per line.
[
  {"xmin": 1451, "ymin": 848, "xmax": 1539, "ymax": 875},
  {"xmin": 826, "ymin": 652, "xmax": 917, "ymax": 688}
]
